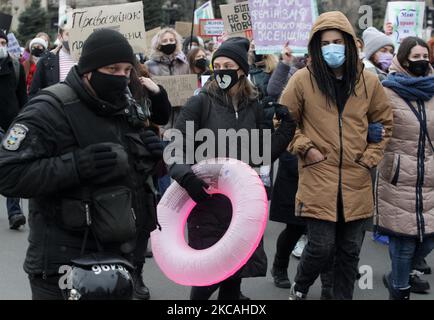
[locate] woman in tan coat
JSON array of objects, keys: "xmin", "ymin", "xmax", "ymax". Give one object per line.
[
  {"xmin": 376, "ymin": 37, "xmax": 434, "ymax": 300},
  {"xmin": 279, "ymin": 11, "xmax": 393, "ymax": 300}
]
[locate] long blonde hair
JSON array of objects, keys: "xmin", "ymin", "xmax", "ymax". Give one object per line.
[{"xmin": 150, "ymin": 28, "xmax": 183, "ymax": 57}]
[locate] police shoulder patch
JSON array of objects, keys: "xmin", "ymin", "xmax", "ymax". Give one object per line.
[{"xmin": 2, "ymin": 124, "xmax": 29, "ymax": 151}]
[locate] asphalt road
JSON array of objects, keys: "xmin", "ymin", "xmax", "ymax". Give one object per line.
[{"xmin": 0, "ymin": 196, "xmax": 433, "ymax": 300}]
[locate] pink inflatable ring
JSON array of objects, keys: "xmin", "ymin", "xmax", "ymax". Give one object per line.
[{"xmin": 151, "ymin": 158, "xmax": 268, "ymax": 286}]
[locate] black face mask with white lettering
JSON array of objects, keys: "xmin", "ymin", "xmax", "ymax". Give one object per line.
[
  {"xmin": 89, "ymin": 71, "xmax": 129, "ymax": 108},
  {"xmin": 407, "ymin": 60, "xmax": 430, "ymax": 77},
  {"xmin": 160, "ymin": 43, "xmax": 177, "ymax": 55},
  {"xmin": 214, "ymin": 69, "xmax": 240, "ymax": 91}
]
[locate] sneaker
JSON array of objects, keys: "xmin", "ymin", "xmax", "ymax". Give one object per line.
[
  {"xmin": 413, "ymin": 258, "xmax": 431, "ymax": 275},
  {"xmin": 292, "ymin": 235, "xmax": 307, "ymax": 258},
  {"xmin": 9, "ymin": 213, "xmax": 26, "ymax": 230},
  {"xmin": 410, "ymin": 271, "xmax": 430, "ymax": 294},
  {"xmin": 271, "ymin": 266, "xmax": 292, "ymax": 288},
  {"xmin": 288, "ymin": 283, "xmax": 306, "ymax": 300}
]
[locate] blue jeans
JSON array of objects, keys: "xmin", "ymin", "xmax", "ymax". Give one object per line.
[
  {"xmin": 388, "ymin": 236, "xmax": 434, "ymax": 289},
  {"xmin": 0, "ymin": 130, "xmax": 23, "ymax": 218}
]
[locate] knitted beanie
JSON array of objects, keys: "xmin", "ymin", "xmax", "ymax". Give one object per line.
[
  {"xmin": 362, "ymin": 27, "xmax": 394, "ymax": 60},
  {"xmin": 212, "ymin": 37, "xmax": 250, "ymax": 75}
]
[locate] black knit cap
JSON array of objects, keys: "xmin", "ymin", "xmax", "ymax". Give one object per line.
[
  {"xmin": 0, "ymin": 30, "xmax": 7, "ymax": 43},
  {"xmin": 212, "ymin": 37, "xmax": 250, "ymax": 75},
  {"xmin": 78, "ymin": 29, "xmax": 135, "ymax": 74}
]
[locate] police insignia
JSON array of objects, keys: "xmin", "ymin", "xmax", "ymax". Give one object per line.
[{"xmin": 2, "ymin": 124, "xmax": 29, "ymax": 151}]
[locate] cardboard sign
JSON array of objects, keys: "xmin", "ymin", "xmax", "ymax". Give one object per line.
[
  {"xmin": 175, "ymin": 21, "xmax": 198, "ymax": 38},
  {"xmin": 68, "ymin": 1, "xmax": 146, "ymax": 61},
  {"xmin": 199, "ymin": 19, "xmax": 225, "ymax": 37},
  {"xmin": 385, "ymin": 1, "xmax": 426, "ymax": 49},
  {"xmin": 194, "ymin": 1, "xmax": 214, "ymax": 25},
  {"xmin": 0, "ymin": 12, "xmax": 12, "ymax": 34},
  {"xmin": 249, "ymin": 0, "xmax": 318, "ymax": 55},
  {"xmin": 7, "ymin": 33, "xmax": 21, "ymax": 58},
  {"xmin": 220, "ymin": 1, "xmax": 252, "ymax": 39},
  {"xmin": 153, "ymin": 74, "xmax": 198, "ymax": 107}
]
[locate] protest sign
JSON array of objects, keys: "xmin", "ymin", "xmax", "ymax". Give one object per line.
[
  {"xmin": 175, "ymin": 21, "xmax": 196, "ymax": 38},
  {"xmin": 68, "ymin": 1, "xmax": 146, "ymax": 61},
  {"xmin": 7, "ymin": 33, "xmax": 21, "ymax": 58},
  {"xmin": 199, "ymin": 19, "xmax": 225, "ymax": 37},
  {"xmin": 249, "ymin": 0, "xmax": 318, "ymax": 55},
  {"xmin": 194, "ymin": 1, "xmax": 214, "ymax": 24},
  {"xmin": 153, "ymin": 74, "xmax": 198, "ymax": 107},
  {"xmin": 384, "ymin": 1, "xmax": 425, "ymax": 48},
  {"xmin": 0, "ymin": 12, "xmax": 12, "ymax": 34},
  {"xmin": 220, "ymin": 1, "xmax": 252, "ymax": 39}
]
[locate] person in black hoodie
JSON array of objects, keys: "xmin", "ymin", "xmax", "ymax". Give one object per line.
[
  {"xmin": 168, "ymin": 37, "xmax": 296, "ymax": 300},
  {"xmin": 0, "ymin": 30, "xmax": 27, "ymax": 230}
]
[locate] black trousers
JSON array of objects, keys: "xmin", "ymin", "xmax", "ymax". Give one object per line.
[
  {"xmin": 293, "ymin": 215, "xmax": 366, "ymax": 300},
  {"xmin": 29, "ymin": 274, "xmax": 64, "ymax": 300},
  {"xmin": 190, "ymin": 278, "xmax": 242, "ymax": 300},
  {"xmin": 273, "ymin": 223, "xmax": 334, "ymax": 289}
]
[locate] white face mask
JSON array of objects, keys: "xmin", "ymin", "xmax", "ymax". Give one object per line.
[{"xmin": 0, "ymin": 46, "xmax": 8, "ymax": 59}]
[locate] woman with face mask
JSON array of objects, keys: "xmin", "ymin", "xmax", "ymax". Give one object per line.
[
  {"xmin": 279, "ymin": 12, "xmax": 393, "ymax": 300},
  {"xmin": 23, "ymin": 37, "xmax": 47, "ymax": 94},
  {"xmin": 187, "ymin": 47, "xmax": 210, "ymax": 89},
  {"xmin": 362, "ymin": 27, "xmax": 395, "ymax": 81},
  {"xmin": 377, "ymin": 37, "xmax": 434, "ymax": 300},
  {"xmin": 169, "ymin": 37, "xmax": 296, "ymax": 300}
]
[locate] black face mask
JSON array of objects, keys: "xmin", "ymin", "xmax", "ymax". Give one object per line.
[
  {"xmin": 62, "ymin": 40, "xmax": 70, "ymax": 52},
  {"xmin": 214, "ymin": 69, "xmax": 240, "ymax": 91},
  {"xmin": 89, "ymin": 71, "xmax": 129, "ymax": 107},
  {"xmin": 160, "ymin": 43, "xmax": 176, "ymax": 55},
  {"xmin": 408, "ymin": 60, "xmax": 430, "ymax": 77},
  {"xmin": 194, "ymin": 58, "xmax": 208, "ymax": 71},
  {"xmin": 254, "ymin": 54, "xmax": 264, "ymax": 63},
  {"xmin": 31, "ymin": 48, "xmax": 45, "ymax": 57}
]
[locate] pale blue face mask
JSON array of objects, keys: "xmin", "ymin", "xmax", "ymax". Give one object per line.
[{"xmin": 321, "ymin": 44, "xmax": 346, "ymax": 69}]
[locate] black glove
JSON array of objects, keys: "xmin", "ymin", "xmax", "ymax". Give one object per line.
[
  {"xmin": 74, "ymin": 142, "xmax": 129, "ymax": 184},
  {"xmin": 180, "ymin": 172, "xmax": 211, "ymax": 203},
  {"xmin": 140, "ymin": 129, "xmax": 164, "ymax": 159},
  {"xmin": 274, "ymin": 104, "xmax": 291, "ymax": 121}
]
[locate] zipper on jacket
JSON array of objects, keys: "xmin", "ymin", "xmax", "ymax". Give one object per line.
[
  {"xmin": 337, "ymin": 112, "xmax": 344, "ymax": 222},
  {"xmin": 415, "ymin": 101, "xmax": 427, "ymax": 242}
]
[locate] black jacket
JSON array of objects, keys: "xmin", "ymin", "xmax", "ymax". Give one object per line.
[
  {"xmin": 0, "ymin": 66, "xmax": 170, "ymax": 276},
  {"xmin": 0, "ymin": 55, "xmax": 27, "ymax": 131},
  {"xmin": 169, "ymin": 86, "xmax": 295, "ymax": 279},
  {"xmin": 28, "ymin": 51, "xmax": 59, "ymax": 99}
]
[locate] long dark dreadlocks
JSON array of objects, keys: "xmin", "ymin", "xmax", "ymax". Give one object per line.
[{"xmin": 308, "ymin": 29, "xmax": 360, "ymax": 108}]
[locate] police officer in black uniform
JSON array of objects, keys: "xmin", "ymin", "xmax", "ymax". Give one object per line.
[{"xmin": 0, "ymin": 29, "xmax": 170, "ymax": 300}]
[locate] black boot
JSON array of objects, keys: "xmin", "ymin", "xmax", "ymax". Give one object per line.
[
  {"xmin": 383, "ymin": 274, "xmax": 410, "ymax": 300},
  {"xmin": 132, "ymin": 264, "xmax": 150, "ymax": 300},
  {"xmin": 410, "ymin": 272, "xmax": 430, "ymax": 294},
  {"xmin": 271, "ymin": 266, "xmax": 292, "ymax": 288},
  {"xmin": 9, "ymin": 213, "xmax": 26, "ymax": 230}
]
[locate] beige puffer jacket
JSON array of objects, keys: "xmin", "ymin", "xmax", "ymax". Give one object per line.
[{"xmin": 375, "ymin": 57, "xmax": 434, "ymax": 240}]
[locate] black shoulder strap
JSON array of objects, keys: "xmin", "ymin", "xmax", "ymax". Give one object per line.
[{"xmin": 403, "ymin": 99, "xmax": 434, "ymax": 152}]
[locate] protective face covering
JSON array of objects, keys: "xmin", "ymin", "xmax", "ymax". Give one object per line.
[
  {"xmin": 62, "ymin": 40, "xmax": 70, "ymax": 52},
  {"xmin": 194, "ymin": 58, "xmax": 208, "ymax": 71},
  {"xmin": 377, "ymin": 52, "xmax": 393, "ymax": 72},
  {"xmin": 214, "ymin": 69, "xmax": 240, "ymax": 91},
  {"xmin": 160, "ymin": 43, "xmax": 176, "ymax": 55},
  {"xmin": 321, "ymin": 44, "xmax": 346, "ymax": 69},
  {"xmin": 407, "ymin": 59, "xmax": 430, "ymax": 77},
  {"xmin": 0, "ymin": 46, "xmax": 8, "ymax": 59},
  {"xmin": 31, "ymin": 47, "xmax": 45, "ymax": 57},
  {"xmin": 89, "ymin": 71, "xmax": 129, "ymax": 106}
]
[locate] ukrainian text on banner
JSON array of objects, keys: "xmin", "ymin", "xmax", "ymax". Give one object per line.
[
  {"xmin": 384, "ymin": 1, "xmax": 425, "ymax": 49},
  {"xmin": 194, "ymin": 1, "xmax": 214, "ymax": 25},
  {"xmin": 199, "ymin": 19, "xmax": 225, "ymax": 37},
  {"xmin": 68, "ymin": 1, "xmax": 146, "ymax": 61},
  {"xmin": 7, "ymin": 33, "xmax": 21, "ymax": 58},
  {"xmin": 220, "ymin": 1, "xmax": 253, "ymax": 39},
  {"xmin": 249, "ymin": 0, "xmax": 318, "ymax": 55}
]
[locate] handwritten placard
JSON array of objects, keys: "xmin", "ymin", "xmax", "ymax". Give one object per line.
[
  {"xmin": 7, "ymin": 33, "xmax": 21, "ymax": 58},
  {"xmin": 153, "ymin": 74, "xmax": 198, "ymax": 107},
  {"xmin": 175, "ymin": 21, "xmax": 197, "ymax": 38},
  {"xmin": 249, "ymin": 0, "xmax": 318, "ymax": 54},
  {"xmin": 220, "ymin": 1, "xmax": 252, "ymax": 39},
  {"xmin": 199, "ymin": 19, "xmax": 225, "ymax": 37},
  {"xmin": 68, "ymin": 1, "xmax": 146, "ymax": 61},
  {"xmin": 384, "ymin": 1, "xmax": 425, "ymax": 49}
]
